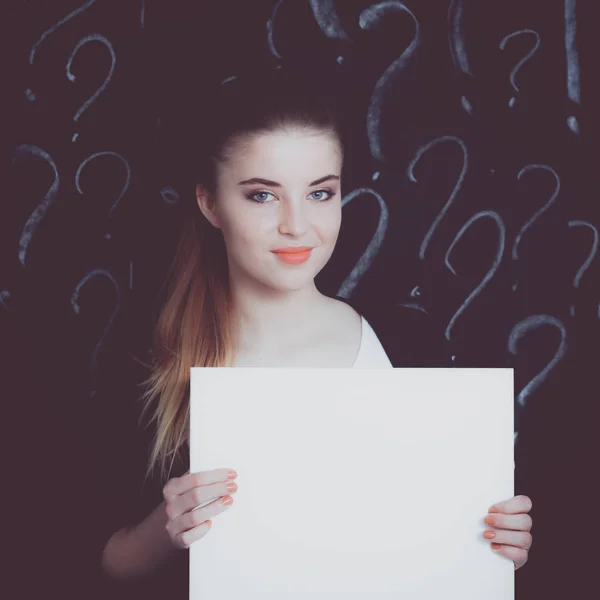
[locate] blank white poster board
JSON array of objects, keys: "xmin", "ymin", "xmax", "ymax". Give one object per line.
[{"xmin": 190, "ymin": 368, "xmax": 514, "ymax": 599}]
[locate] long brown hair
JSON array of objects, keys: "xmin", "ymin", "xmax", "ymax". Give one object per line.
[{"xmin": 138, "ymin": 63, "xmax": 350, "ymax": 482}]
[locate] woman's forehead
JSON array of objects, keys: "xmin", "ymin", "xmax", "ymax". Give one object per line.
[{"xmin": 222, "ymin": 130, "xmax": 342, "ymax": 175}]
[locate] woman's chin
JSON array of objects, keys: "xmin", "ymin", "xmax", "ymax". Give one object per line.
[{"xmin": 261, "ymin": 271, "xmax": 319, "ymax": 293}]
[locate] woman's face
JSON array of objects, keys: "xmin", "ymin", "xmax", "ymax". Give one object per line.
[{"xmin": 196, "ymin": 128, "xmax": 343, "ymax": 293}]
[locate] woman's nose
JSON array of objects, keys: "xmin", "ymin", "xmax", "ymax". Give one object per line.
[{"xmin": 278, "ymin": 200, "xmax": 309, "ymax": 236}]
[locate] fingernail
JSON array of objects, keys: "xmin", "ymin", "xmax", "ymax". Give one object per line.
[
  {"xmin": 484, "ymin": 515, "xmax": 495, "ymax": 526},
  {"xmin": 489, "ymin": 505, "xmax": 499, "ymax": 513},
  {"xmin": 227, "ymin": 469, "xmax": 238, "ymax": 480},
  {"xmin": 222, "ymin": 496, "xmax": 234, "ymax": 506},
  {"xmin": 491, "ymin": 543, "xmax": 502, "ymax": 550},
  {"xmin": 226, "ymin": 482, "xmax": 238, "ymax": 493},
  {"xmin": 483, "ymin": 531, "xmax": 496, "ymax": 540}
]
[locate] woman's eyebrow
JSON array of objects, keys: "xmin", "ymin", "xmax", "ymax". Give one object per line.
[{"xmin": 238, "ymin": 174, "xmax": 340, "ymax": 187}]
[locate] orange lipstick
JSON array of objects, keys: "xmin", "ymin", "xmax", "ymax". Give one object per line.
[{"xmin": 272, "ymin": 246, "xmax": 313, "ymax": 264}]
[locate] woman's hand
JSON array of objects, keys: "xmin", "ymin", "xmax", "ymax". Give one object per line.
[
  {"xmin": 162, "ymin": 468, "xmax": 238, "ymax": 550},
  {"xmin": 483, "ymin": 495, "xmax": 533, "ymax": 570}
]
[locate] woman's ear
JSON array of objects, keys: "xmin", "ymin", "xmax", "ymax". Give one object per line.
[{"xmin": 196, "ymin": 184, "xmax": 220, "ymax": 229}]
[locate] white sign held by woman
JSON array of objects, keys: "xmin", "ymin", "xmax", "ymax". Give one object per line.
[{"xmin": 190, "ymin": 367, "xmax": 514, "ymax": 599}]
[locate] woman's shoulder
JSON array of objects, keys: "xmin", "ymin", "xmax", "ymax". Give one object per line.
[
  {"xmin": 353, "ymin": 314, "xmax": 393, "ymax": 368},
  {"xmin": 333, "ymin": 294, "xmax": 447, "ymax": 367}
]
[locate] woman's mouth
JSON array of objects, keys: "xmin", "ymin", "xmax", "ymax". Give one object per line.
[{"xmin": 271, "ymin": 247, "xmax": 313, "ymax": 264}]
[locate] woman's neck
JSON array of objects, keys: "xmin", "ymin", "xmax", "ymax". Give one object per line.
[{"xmin": 229, "ymin": 281, "xmax": 327, "ymax": 354}]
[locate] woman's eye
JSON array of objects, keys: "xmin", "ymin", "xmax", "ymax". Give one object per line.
[
  {"xmin": 248, "ymin": 191, "xmax": 274, "ymax": 203},
  {"xmin": 310, "ymin": 189, "xmax": 335, "ymax": 201}
]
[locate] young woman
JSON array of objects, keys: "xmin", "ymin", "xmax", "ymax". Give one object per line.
[{"xmin": 97, "ymin": 65, "xmax": 533, "ymax": 597}]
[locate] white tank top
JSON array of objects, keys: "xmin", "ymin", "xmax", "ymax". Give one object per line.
[{"xmin": 352, "ymin": 316, "xmax": 393, "ymax": 368}]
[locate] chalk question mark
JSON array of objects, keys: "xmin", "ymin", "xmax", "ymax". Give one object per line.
[
  {"xmin": 337, "ymin": 187, "xmax": 389, "ymax": 299},
  {"xmin": 12, "ymin": 145, "xmax": 60, "ymax": 267},
  {"xmin": 360, "ymin": 1, "xmax": 421, "ymax": 163},
  {"xmin": 397, "ymin": 285, "xmax": 428, "ymax": 314},
  {"xmin": 25, "ymin": 0, "xmax": 98, "ymax": 101},
  {"xmin": 499, "ymin": 29, "xmax": 541, "ymax": 108},
  {"xmin": 161, "ymin": 186, "xmax": 180, "ymax": 205},
  {"xmin": 565, "ymin": 0, "xmax": 581, "ymax": 134},
  {"xmin": 71, "ymin": 269, "xmax": 121, "ymax": 397},
  {"xmin": 310, "ymin": 0, "xmax": 352, "ymax": 64},
  {"xmin": 444, "ymin": 210, "xmax": 506, "ymax": 341},
  {"xmin": 0, "ymin": 291, "xmax": 10, "ymax": 310},
  {"xmin": 309, "ymin": 0, "xmax": 351, "ymax": 41},
  {"xmin": 66, "ymin": 34, "xmax": 116, "ymax": 142},
  {"xmin": 266, "ymin": 0, "xmax": 291, "ymax": 59},
  {"xmin": 75, "ymin": 151, "xmax": 131, "ymax": 239},
  {"xmin": 448, "ymin": 0, "xmax": 473, "ymax": 114},
  {"xmin": 567, "ymin": 220, "xmax": 598, "ymax": 316},
  {"xmin": 512, "ymin": 164, "xmax": 561, "ymax": 291},
  {"xmin": 408, "ymin": 136, "xmax": 469, "ymax": 261},
  {"xmin": 305, "ymin": 1, "xmax": 422, "ymax": 156},
  {"xmin": 270, "ymin": 0, "xmax": 351, "ymax": 62},
  {"xmin": 508, "ymin": 314, "xmax": 567, "ymax": 409}
]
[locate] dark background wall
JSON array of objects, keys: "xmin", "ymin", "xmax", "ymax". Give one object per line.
[{"xmin": 2, "ymin": 1, "xmax": 598, "ymax": 598}]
